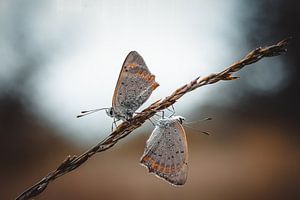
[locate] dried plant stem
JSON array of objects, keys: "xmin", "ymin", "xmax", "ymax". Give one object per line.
[{"xmin": 15, "ymin": 38, "xmax": 290, "ymax": 200}]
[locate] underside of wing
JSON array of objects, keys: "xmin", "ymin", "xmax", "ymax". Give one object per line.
[
  {"xmin": 140, "ymin": 121, "xmax": 188, "ymax": 186},
  {"xmin": 123, "ymin": 51, "xmax": 148, "ymax": 70},
  {"xmin": 112, "ymin": 51, "xmax": 159, "ymax": 119}
]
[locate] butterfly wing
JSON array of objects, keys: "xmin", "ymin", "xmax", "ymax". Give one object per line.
[
  {"xmin": 112, "ymin": 51, "xmax": 159, "ymax": 120},
  {"xmin": 140, "ymin": 119, "xmax": 188, "ymax": 186}
]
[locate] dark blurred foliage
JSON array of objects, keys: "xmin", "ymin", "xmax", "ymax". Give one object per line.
[
  {"xmin": 0, "ymin": 0, "xmax": 299, "ymax": 199},
  {"xmin": 237, "ymin": 0, "xmax": 300, "ymax": 118}
]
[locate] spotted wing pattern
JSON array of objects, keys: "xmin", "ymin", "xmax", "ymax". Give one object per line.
[
  {"xmin": 140, "ymin": 118, "xmax": 188, "ymax": 186},
  {"xmin": 112, "ymin": 51, "xmax": 159, "ymax": 120}
]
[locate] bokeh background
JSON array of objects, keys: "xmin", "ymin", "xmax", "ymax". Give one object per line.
[{"xmin": 1, "ymin": 0, "xmax": 299, "ymax": 199}]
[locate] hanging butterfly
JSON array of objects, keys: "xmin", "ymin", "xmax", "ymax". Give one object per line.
[{"xmin": 140, "ymin": 116, "xmax": 189, "ymax": 186}]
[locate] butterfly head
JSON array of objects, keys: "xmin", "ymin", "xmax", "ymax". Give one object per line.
[
  {"xmin": 106, "ymin": 107, "xmax": 115, "ymax": 118},
  {"xmin": 172, "ymin": 116, "xmax": 185, "ymax": 124}
]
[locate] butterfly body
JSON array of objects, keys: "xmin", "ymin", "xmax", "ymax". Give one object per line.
[{"xmin": 140, "ymin": 116, "xmax": 188, "ymax": 186}]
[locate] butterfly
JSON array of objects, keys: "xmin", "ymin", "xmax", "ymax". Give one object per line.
[
  {"xmin": 77, "ymin": 51, "xmax": 159, "ymax": 125},
  {"xmin": 140, "ymin": 116, "xmax": 188, "ymax": 186},
  {"xmin": 106, "ymin": 51, "xmax": 159, "ymax": 121}
]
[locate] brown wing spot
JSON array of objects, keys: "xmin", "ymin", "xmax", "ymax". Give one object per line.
[
  {"xmin": 127, "ymin": 63, "xmax": 138, "ymax": 68},
  {"xmin": 141, "ymin": 155, "xmax": 150, "ymax": 163},
  {"xmin": 160, "ymin": 164, "xmax": 183, "ymax": 174},
  {"xmin": 171, "ymin": 165, "xmax": 176, "ymax": 171},
  {"xmin": 151, "ymin": 80, "xmax": 159, "ymax": 90},
  {"xmin": 135, "ymin": 72, "xmax": 159, "ymax": 91},
  {"xmin": 141, "ymin": 155, "xmax": 156, "ymax": 164},
  {"xmin": 151, "ymin": 161, "xmax": 160, "ymax": 170},
  {"xmin": 164, "ymin": 165, "xmax": 171, "ymax": 173},
  {"xmin": 142, "ymin": 155, "xmax": 158, "ymax": 167},
  {"xmin": 142, "ymin": 155, "xmax": 174, "ymax": 174},
  {"xmin": 157, "ymin": 163, "xmax": 165, "ymax": 173}
]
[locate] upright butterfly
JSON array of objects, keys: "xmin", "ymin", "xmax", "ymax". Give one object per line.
[
  {"xmin": 140, "ymin": 116, "xmax": 188, "ymax": 186},
  {"xmin": 78, "ymin": 51, "xmax": 159, "ymax": 123},
  {"xmin": 106, "ymin": 51, "xmax": 159, "ymax": 121}
]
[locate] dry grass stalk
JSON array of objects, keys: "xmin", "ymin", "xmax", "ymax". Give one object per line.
[{"xmin": 15, "ymin": 38, "xmax": 290, "ymax": 200}]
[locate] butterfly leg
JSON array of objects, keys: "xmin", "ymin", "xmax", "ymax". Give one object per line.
[
  {"xmin": 111, "ymin": 117, "xmax": 118, "ymax": 131},
  {"xmin": 166, "ymin": 105, "xmax": 176, "ymax": 117},
  {"xmin": 162, "ymin": 110, "xmax": 165, "ymax": 119}
]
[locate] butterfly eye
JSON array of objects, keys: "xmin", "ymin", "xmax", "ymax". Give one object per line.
[
  {"xmin": 106, "ymin": 108, "xmax": 114, "ymax": 117},
  {"xmin": 179, "ymin": 118, "xmax": 183, "ymax": 124},
  {"xmin": 179, "ymin": 117, "xmax": 185, "ymax": 124}
]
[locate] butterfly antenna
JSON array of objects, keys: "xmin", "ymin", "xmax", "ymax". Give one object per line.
[
  {"xmin": 167, "ymin": 105, "xmax": 176, "ymax": 117},
  {"xmin": 76, "ymin": 108, "xmax": 108, "ymax": 118},
  {"xmin": 183, "ymin": 124, "xmax": 210, "ymax": 135},
  {"xmin": 184, "ymin": 117, "xmax": 212, "ymax": 125}
]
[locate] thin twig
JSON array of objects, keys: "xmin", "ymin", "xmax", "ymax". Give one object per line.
[{"xmin": 15, "ymin": 38, "xmax": 290, "ymax": 200}]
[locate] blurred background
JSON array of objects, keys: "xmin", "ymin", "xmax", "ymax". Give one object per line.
[{"xmin": 1, "ymin": 0, "xmax": 299, "ymax": 199}]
